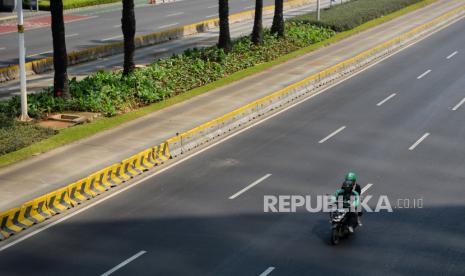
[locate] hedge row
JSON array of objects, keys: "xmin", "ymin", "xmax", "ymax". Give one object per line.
[
  {"xmin": 292, "ymin": 0, "xmax": 424, "ymax": 32},
  {"xmin": 0, "ymin": 23, "xmax": 335, "ymax": 118}
]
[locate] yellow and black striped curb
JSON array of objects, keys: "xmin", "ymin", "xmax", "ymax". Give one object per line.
[
  {"xmin": 0, "ymin": 143, "xmax": 169, "ymax": 240},
  {"xmin": 0, "ymin": 0, "xmax": 312, "ymax": 83},
  {"xmin": 1, "ymin": 3, "xmax": 464, "ymax": 242},
  {"xmin": 165, "ymin": 4, "xmax": 465, "ymax": 157}
]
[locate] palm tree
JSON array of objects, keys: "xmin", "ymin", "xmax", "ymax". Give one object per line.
[
  {"xmin": 122, "ymin": 0, "xmax": 136, "ymax": 75},
  {"xmin": 50, "ymin": 0, "xmax": 70, "ymax": 98},
  {"xmin": 271, "ymin": 0, "xmax": 284, "ymax": 38},
  {"xmin": 251, "ymin": 0, "xmax": 263, "ymax": 45},
  {"xmin": 218, "ymin": 0, "xmax": 232, "ymax": 52}
]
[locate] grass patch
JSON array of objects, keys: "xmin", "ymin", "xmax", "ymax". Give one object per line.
[
  {"xmin": 0, "ymin": 115, "xmax": 56, "ymax": 156},
  {"xmin": 0, "ymin": 0, "xmax": 437, "ymax": 167},
  {"xmin": 292, "ymin": 0, "xmax": 427, "ymax": 32}
]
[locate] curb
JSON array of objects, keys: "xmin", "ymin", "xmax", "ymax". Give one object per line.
[
  {"xmin": 0, "ymin": 0, "xmax": 311, "ymax": 83},
  {"xmin": 1, "ymin": 3, "xmax": 464, "ymax": 242}
]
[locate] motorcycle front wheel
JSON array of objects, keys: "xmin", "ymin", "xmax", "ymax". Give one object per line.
[{"xmin": 331, "ymin": 227, "xmax": 340, "ymax": 245}]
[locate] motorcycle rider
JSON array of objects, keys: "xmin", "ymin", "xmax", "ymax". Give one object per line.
[
  {"xmin": 334, "ymin": 177, "xmax": 360, "ymax": 233},
  {"xmin": 344, "ymin": 172, "xmax": 363, "ymax": 227}
]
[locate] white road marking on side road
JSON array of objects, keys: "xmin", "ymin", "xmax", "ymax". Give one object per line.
[
  {"xmin": 158, "ymin": 23, "xmax": 178, "ymax": 29},
  {"xmin": 417, "ymin": 69, "xmax": 431, "ymax": 79},
  {"xmin": 319, "ymin": 126, "xmax": 346, "ymax": 144},
  {"xmin": 376, "ymin": 93, "xmax": 396, "ymax": 106},
  {"xmin": 446, "ymin": 51, "xmax": 458, "ymax": 59},
  {"xmin": 409, "ymin": 133, "xmax": 430, "ymax": 151},
  {"xmin": 229, "ymin": 174, "xmax": 272, "ymax": 199},
  {"xmin": 361, "ymin": 183, "xmax": 373, "ymax": 195},
  {"xmin": 101, "ymin": 35, "xmax": 123, "ymax": 42},
  {"xmin": 166, "ymin": 12, "xmax": 184, "ymax": 17},
  {"xmin": 101, "ymin": 251, "xmax": 147, "ymax": 276},
  {"xmin": 0, "ymin": 47, "xmax": 6, "ymax": 51},
  {"xmin": 208, "ymin": 5, "xmax": 218, "ymax": 8},
  {"xmin": 244, "ymin": 5, "xmax": 255, "ymax": 9},
  {"xmin": 65, "ymin": 33, "xmax": 79, "ymax": 38},
  {"xmin": 259, "ymin": 267, "xmax": 275, "ymax": 276},
  {"xmin": 7, "ymin": 85, "xmax": 20, "ymax": 91},
  {"xmin": 452, "ymin": 97, "xmax": 465, "ymax": 111},
  {"xmin": 206, "ymin": 14, "xmax": 217, "ymax": 18},
  {"xmin": 27, "ymin": 50, "xmax": 52, "ymax": 58},
  {"xmin": 1, "ymin": 22, "xmax": 450, "ymax": 251},
  {"xmin": 113, "ymin": 24, "xmax": 121, "ymax": 28}
]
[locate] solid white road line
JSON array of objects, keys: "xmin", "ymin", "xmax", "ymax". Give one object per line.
[
  {"xmin": 0, "ymin": 47, "xmax": 5, "ymax": 51},
  {"xmin": 417, "ymin": 69, "xmax": 431, "ymax": 79},
  {"xmin": 229, "ymin": 174, "xmax": 272, "ymax": 199},
  {"xmin": 376, "ymin": 93, "xmax": 396, "ymax": 106},
  {"xmin": 206, "ymin": 14, "xmax": 217, "ymax": 18},
  {"xmin": 101, "ymin": 35, "xmax": 123, "ymax": 42},
  {"xmin": 65, "ymin": 33, "xmax": 79, "ymax": 38},
  {"xmin": 101, "ymin": 251, "xmax": 147, "ymax": 276},
  {"xmin": 446, "ymin": 51, "xmax": 458, "ymax": 59},
  {"xmin": 113, "ymin": 24, "xmax": 121, "ymax": 28},
  {"xmin": 0, "ymin": 22, "xmax": 449, "ymax": 251},
  {"xmin": 259, "ymin": 267, "xmax": 275, "ymax": 276},
  {"xmin": 318, "ymin": 126, "xmax": 346, "ymax": 144},
  {"xmin": 7, "ymin": 85, "xmax": 20, "ymax": 91},
  {"xmin": 361, "ymin": 183, "xmax": 373, "ymax": 195},
  {"xmin": 244, "ymin": 5, "xmax": 255, "ymax": 9},
  {"xmin": 208, "ymin": 5, "xmax": 218, "ymax": 8},
  {"xmin": 166, "ymin": 12, "xmax": 184, "ymax": 17},
  {"xmin": 27, "ymin": 50, "xmax": 52, "ymax": 58},
  {"xmin": 158, "ymin": 23, "xmax": 178, "ymax": 29},
  {"xmin": 452, "ymin": 97, "xmax": 465, "ymax": 111},
  {"xmin": 409, "ymin": 133, "xmax": 430, "ymax": 151}
]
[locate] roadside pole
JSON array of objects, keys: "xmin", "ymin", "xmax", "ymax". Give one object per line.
[
  {"xmin": 317, "ymin": 0, "xmax": 320, "ymax": 21},
  {"xmin": 17, "ymin": 0, "xmax": 29, "ymax": 121}
]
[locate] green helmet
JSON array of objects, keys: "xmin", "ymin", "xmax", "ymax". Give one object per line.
[{"xmin": 345, "ymin": 172, "xmax": 357, "ymax": 182}]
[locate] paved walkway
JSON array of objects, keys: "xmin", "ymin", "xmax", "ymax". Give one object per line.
[{"xmin": 0, "ymin": 0, "xmax": 463, "ymax": 212}]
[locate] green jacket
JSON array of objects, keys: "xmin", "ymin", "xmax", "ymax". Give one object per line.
[{"xmin": 334, "ymin": 188, "xmax": 360, "ymax": 207}]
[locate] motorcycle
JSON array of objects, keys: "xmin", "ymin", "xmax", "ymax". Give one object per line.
[{"xmin": 329, "ymin": 207, "xmax": 357, "ymax": 245}]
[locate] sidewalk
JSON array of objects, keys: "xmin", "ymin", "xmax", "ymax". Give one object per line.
[{"xmin": 0, "ymin": 0, "xmax": 463, "ymax": 212}]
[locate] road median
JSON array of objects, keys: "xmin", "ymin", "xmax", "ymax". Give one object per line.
[{"xmin": 0, "ymin": 0, "xmax": 311, "ymax": 83}]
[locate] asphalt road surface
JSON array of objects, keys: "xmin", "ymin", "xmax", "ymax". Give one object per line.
[
  {"xmin": 0, "ymin": 10, "xmax": 464, "ymax": 276},
  {"xmin": 0, "ymin": 0, "xmax": 278, "ymax": 67}
]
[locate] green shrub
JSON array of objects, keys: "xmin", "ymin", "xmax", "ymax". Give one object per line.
[
  {"xmin": 1, "ymin": 24, "xmax": 334, "ymax": 118},
  {"xmin": 292, "ymin": 0, "xmax": 423, "ymax": 32}
]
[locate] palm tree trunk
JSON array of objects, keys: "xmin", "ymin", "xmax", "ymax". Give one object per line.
[
  {"xmin": 218, "ymin": 0, "xmax": 232, "ymax": 52},
  {"xmin": 271, "ymin": 0, "xmax": 284, "ymax": 38},
  {"xmin": 251, "ymin": 0, "xmax": 263, "ymax": 45},
  {"xmin": 122, "ymin": 0, "xmax": 136, "ymax": 75},
  {"xmin": 50, "ymin": 0, "xmax": 70, "ymax": 98}
]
